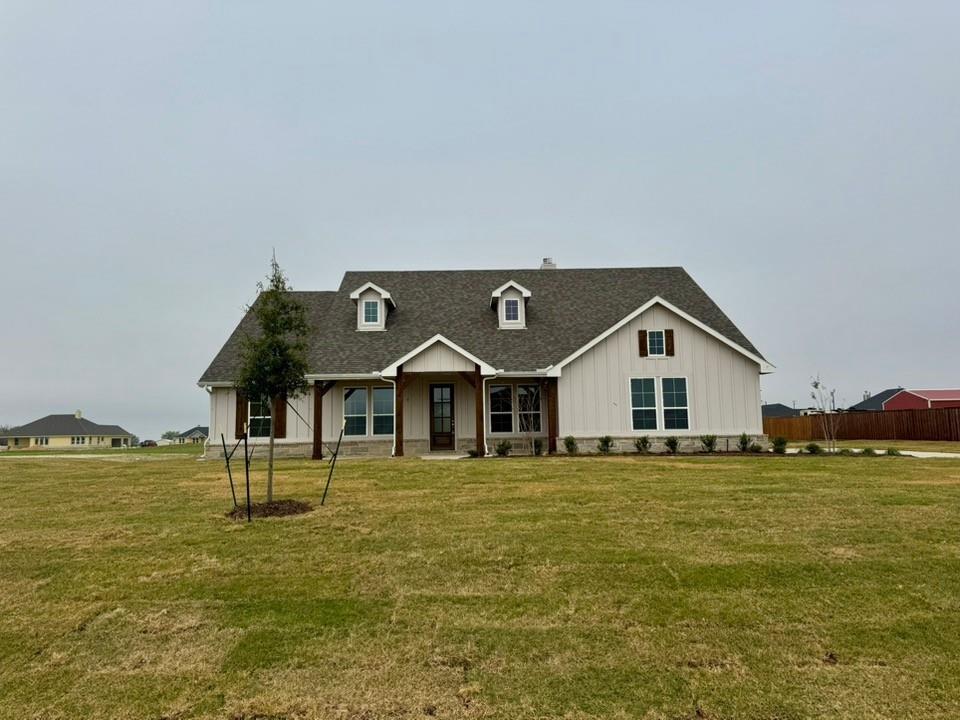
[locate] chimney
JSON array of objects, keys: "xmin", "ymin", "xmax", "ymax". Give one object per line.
[
  {"xmin": 863, "ymin": 391, "xmax": 870, "ymax": 401},
  {"xmin": 540, "ymin": 257, "xmax": 557, "ymax": 270},
  {"xmin": 75, "ymin": 410, "xmax": 82, "ymax": 419}
]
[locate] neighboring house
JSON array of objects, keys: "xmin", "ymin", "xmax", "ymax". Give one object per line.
[
  {"xmin": 848, "ymin": 388, "xmax": 902, "ymax": 412},
  {"xmin": 178, "ymin": 425, "xmax": 209, "ymax": 444},
  {"xmin": 882, "ymin": 389, "xmax": 960, "ymax": 411},
  {"xmin": 199, "ymin": 263, "xmax": 773, "ymax": 457},
  {"xmin": 762, "ymin": 403, "xmax": 799, "ymax": 418},
  {"xmin": 0, "ymin": 411, "xmax": 133, "ymax": 449}
]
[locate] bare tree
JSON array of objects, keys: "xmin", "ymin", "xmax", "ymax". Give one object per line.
[{"xmin": 810, "ymin": 375, "xmax": 841, "ymax": 453}]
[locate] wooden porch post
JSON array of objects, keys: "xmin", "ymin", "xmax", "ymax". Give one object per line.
[
  {"xmin": 395, "ymin": 365, "xmax": 404, "ymax": 457},
  {"xmin": 474, "ymin": 363, "xmax": 485, "ymax": 456},
  {"xmin": 546, "ymin": 377, "xmax": 559, "ymax": 454},
  {"xmin": 312, "ymin": 381, "xmax": 335, "ymax": 460}
]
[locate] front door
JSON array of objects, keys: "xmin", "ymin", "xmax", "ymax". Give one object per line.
[{"xmin": 429, "ymin": 384, "xmax": 455, "ymax": 451}]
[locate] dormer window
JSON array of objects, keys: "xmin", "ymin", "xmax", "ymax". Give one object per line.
[
  {"xmin": 350, "ymin": 281, "xmax": 395, "ymax": 331},
  {"xmin": 491, "ymin": 280, "xmax": 531, "ymax": 330}
]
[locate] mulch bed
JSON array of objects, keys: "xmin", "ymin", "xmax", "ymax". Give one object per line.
[{"xmin": 227, "ymin": 499, "xmax": 313, "ymax": 520}]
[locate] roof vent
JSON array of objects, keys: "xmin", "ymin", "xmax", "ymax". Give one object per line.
[
  {"xmin": 540, "ymin": 257, "xmax": 557, "ymax": 270},
  {"xmin": 75, "ymin": 409, "xmax": 82, "ymax": 419}
]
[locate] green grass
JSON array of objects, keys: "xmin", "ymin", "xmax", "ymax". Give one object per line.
[
  {"xmin": 2, "ymin": 454, "xmax": 960, "ymax": 718},
  {"xmin": 787, "ymin": 439, "xmax": 960, "ymax": 453}
]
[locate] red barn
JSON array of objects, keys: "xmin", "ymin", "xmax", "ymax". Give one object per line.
[{"xmin": 882, "ymin": 389, "xmax": 960, "ymax": 410}]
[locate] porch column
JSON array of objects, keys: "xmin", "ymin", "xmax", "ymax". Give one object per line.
[
  {"xmin": 312, "ymin": 381, "xmax": 335, "ymax": 460},
  {"xmin": 546, "ymin": 377, "xmax": 559, "ymax": 454},
  {"xmin": 474, "ymin": 363, "xmax": 485, "ymax": 456},
  {"xmin": 394, "ymin": 365, "xmax": 404, "ymax": 457}
]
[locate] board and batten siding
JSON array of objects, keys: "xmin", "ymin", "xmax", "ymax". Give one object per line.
[
  {"xmin": 402, "ymin": 342, "xmax": 476, "ymax": 373},
  {"xmin": 557, "ymin": 304, "xmax": 762, "ymax": 437}
]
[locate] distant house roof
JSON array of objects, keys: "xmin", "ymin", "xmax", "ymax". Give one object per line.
[
  {"xmin": 761, "ymin": 403, "xmax": 800, "ymax": 418},
  {"xmin": 901, "ymin": 389, "xmax": 960, "ymax": 401},
  {"xmin": 200, "ymin": 267, "xmax": 768, "ymax": 383},
  {"xmin": 848, "ymin": 388, "xmax": 902, "ymax": 412},
  {"xmin": 0, "ymin": 414, "xmax": 133, "ymax": 438},
  {"xmin": 179, "ymin": 425, "xmax": 209, "ymax": 438}
]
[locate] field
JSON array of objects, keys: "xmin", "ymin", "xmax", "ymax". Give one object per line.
[{"xmin": 1, "ymin": 453, "xmax": 960, "ymax": 719}]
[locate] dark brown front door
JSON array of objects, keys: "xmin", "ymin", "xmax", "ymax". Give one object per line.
[{"xmin": 429, "ymin": 384, "xmax": 455, "ymax": 451}]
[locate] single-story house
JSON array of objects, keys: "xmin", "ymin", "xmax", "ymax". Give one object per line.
[
  {"xmin": 199, "ymin": 263, "xmax": 773, "ymax": 457},
  {"xmin": 178, "ymin": 425, "xmax": 209, "ymax": 444},
  {"xmin": 0, "ymin": 411, "xmax": 133, "ymax": 449},
  {"xmin": 882, "ymin": 389, "xmax": 960, "ymax": 411},
  {"xmin": 848, "ymin": 388, "xmax": 902, "ymax": 412},
  {"xmin": 761, "ymin": 403, "xmax": 800, "ymax": 418}
]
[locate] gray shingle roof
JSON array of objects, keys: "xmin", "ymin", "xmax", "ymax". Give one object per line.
[
  {"xmin": 199, "ymin": 267, "xmax": 764, "ymax": 383},
  {"xmin": 848, "ymin": 388, "xmax": 902, "ymax": 412},
  {"xmin": 762, "ymin": 403, "xmax": 800, "ymax": 418},
  {"xmin": 179, "ymin": 425, "xmax": 209, "ymax": 438},
  {"xmin": 1, "ymin": 415, "xmax": 133, "ymax": 438}
]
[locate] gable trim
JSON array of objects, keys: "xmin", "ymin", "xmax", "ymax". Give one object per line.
[
  {"xmin": 381, "ymin": 334, "xmax": 497, "ymax": 378},
  {"xmin": 349, "ymin": 282, "xmax": 396, "ymax": 307},
  {"xmin": 545, "ymin": 296, "xmax": 774, "ymax": 377}
]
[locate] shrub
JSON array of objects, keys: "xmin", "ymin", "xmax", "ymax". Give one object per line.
[
  {"xmin": 886, "ymin": 448, "xmax": 902, "ymax": 456},
  {"xmin": 804, "ymin": 442, "xmax": 822, "ymax": 455},
  {"xmin": 466, "ymin": 449, "xmax": 480, "ymax": 458},
  {"xmin": 699, "ymin": 434, "xmax": 718, "ymax": 453},
  {"xmin": 737, "ymin": 433, "xmax": 751, "ymax": 452},
  {"xmin": 634, "ymin": 436, "xmax": 651, "ymax": 454},
  {"xmin": 771, "ymin": 436, "xmax": 788, "ymax": 454},
  {"xmin": 749, "ymin": 442, "xmax": 763, "ymax": 453},
  {"xmin": 664, "ymin": 436, "xmax": 679, "ymax": 454},
  {"xmin": 563, "ymin": 436, "xmax": 578, "ymax": 455},
  {"xmin": 532, "ymin": 438, "xmax": 544, "ymax": 456},
  {"xmin": 860, "ymin": 447, "xmax": 877, "ymax": 457},
  {"xmin": 597, "ymin": 436, "xmax": 613, "ymax": 454},
  {"xmin": 494, "ymin": 440, "xmax": 512, "ymax": 457},
  {"xmin": 837, "ymin": 448, "xmax": 854, "ymax": 456}
]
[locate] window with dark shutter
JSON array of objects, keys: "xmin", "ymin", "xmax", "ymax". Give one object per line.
[
  {"xmin": 638, "ymin": 330, "xmax": 648, "ymax": 357},
  {"xmin": 272, "ymin": 394, "xmax": 287, "ymax": 439},
  {"xmin": 665, "ymin": 329, "xmax": 675, "ymax": 356},
  {"xmin": 235, "ymin": 391, "xmax": 248, "ymax": 439}
]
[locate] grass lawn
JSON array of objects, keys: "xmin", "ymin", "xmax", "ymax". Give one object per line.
[
  {"xmin": 787, "ymin": 439, "xmax": 960, "ymax": 453},
  {"xmin": 1, "ymin": 454, "xmax": 959, "ymax": 719}
]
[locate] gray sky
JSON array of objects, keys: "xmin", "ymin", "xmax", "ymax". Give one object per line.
[{"xmin": 2, "ymin": 2, "xmax": 958, "ymax": 439}]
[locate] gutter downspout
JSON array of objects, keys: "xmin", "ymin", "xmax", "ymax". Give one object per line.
[
  {"xmin": 383, "ymin": 374, "xmax": 398, "ymax": 457},
  {"xmin": 481, "ymin": 374, "xmax": 495, "ymax": 456}
]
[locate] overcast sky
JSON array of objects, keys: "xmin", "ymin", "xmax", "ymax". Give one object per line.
[{"xmin": 1, "ymin": 2, "xmax": 958, "ymax": 439}]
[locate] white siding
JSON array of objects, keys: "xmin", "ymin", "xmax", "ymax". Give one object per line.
[
  {"xmin": 403, "ymin": 341, "xmax": 476, "ymax": 373},
  {"xmin": 557, "ymin": 304, "xmax": 762, "ymax": 436}
]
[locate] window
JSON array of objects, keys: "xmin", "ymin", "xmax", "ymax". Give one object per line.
[
  {"xmin": 344, "ymin": 388, "xmax": 367, "ymax": 436},
  {"xmin": 372, "ymin": 387, "xmax": 394, "ymax": 435},
  {"xmin": 248, "ymin": 399, "xmax": 272, "ymax": 437},
  {"xmin": 647, "ymin": 330, "xmax": 665, "ymax": 357},
  {"xmin": 490, "ymin": 385, "xmax": 513, "ymax": 433},
  {"xmin": 504, "ymin": 298, "xmax": 520, "ymax": 322},
  {"xmin": 363, "ymin": 300, "xmax": 379, "ymax": 324},
  {"xmin": 630, "ymin": 378, "xmax": 658, "ymax": 430},
  {"xmin": 517, "ymin": 384, "xmax": 542, "ymax": 432},
  {"xmin": 71, "ymin": 436, "xmax": 87, "ymax": 445},
  {"xmin": 662, "ymin": 378, "xmax": 689, "ymax": 430}
]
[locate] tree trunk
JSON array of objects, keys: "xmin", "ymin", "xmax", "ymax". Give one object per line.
[{"xmin": 267, "ymin": 397, "xmax": 276, "ymax": 503}]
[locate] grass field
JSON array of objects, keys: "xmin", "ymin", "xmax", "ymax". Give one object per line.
[{"xmin": 1, "ymin": 453, "xmax": 959, "ymax": 719}]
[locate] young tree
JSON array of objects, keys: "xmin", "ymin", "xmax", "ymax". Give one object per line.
[
  {"xmin": 236, "ymin": 255, "xmax": 309, "ymax": 503},
  {"xmin": 161, "ymin": 430, "xmax": 179, "ymax": 440},
  {"xmin": 810, "ymin": 375, "xmax": 841, "ymax": 453}
]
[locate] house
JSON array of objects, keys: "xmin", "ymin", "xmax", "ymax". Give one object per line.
[
  {"xmin": 848, "ymin": 388, "xmax": 902, "ymax": 412},
  {"xmin": 178, "ymin": 425, "xmax": 209, "ymax": 444},
  {"xmin": 761, "ymin": 403, "xmax": 799, "ymax": 418},
  {"xmin": 199, "ymin": 263, "xmax": 773, "ymax": 456},
  {"xmin": 882, "ymin": 389, "xmax": 960, "ymax": 411},
  {"xmin": 0, "ymin": 411, "xmax": 133, "ymax": 449}
]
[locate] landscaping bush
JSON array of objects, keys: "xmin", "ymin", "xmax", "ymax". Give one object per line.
[
  {"xmin": 886, "ymin": 448, "xmax": 902, "ymax": 456},
  {"xmin": 737, "ymin": 433, "xmax": 751, "ymax": 452},
  {"xmin": 664, "ymin": 436, "xmax": 679, "ymax": 454},
  {"xmin": 634, "ymin": 436, "xmax": 651, "ymax": 454},
  {"xmin": 837, "ymin": 448, "xmax": 854, "ymax": 456},
  {"xmin": 466, "ymin": 449, "xmax": 480, "ymax": 458},
  {"xmin": 597, "ymin": 436, "xmax": 613, "ymax": 454},
  {"xmin": 804, "ymin": 442, "xmax": 822, "ymax": 455},
  {"xmin": 771, "ymin": 436, "xmax": 788, "ymax": 454},
  {"xmin": 699, "ymin": 434, "xmax": 718, "ymax": 453},
  {"xmin": 563, "ymin": 436, "xmax": 578, "ymax": 455},
  {"xmin": 749, "ymin": 442, "xmax": 763, "ymax": 453},
  {"xmin": 532, "ymin": 438, "xmax": 544, "ymax": 456},
  {"xmin": 860, "ymin": 447, "xmax": 877, "ymax": 457},
  {"xmin": 494, "ymin": 440, "xmax": 512, "ymax": 457}
]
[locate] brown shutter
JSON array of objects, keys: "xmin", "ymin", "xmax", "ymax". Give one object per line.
[
  {"xmin": 272, "ymin": 393, "xmax": 287, "ymax": 439},
  {"xmin": 638, "ymin": 330, "xmax": 648, "ymax": 357},
  {"xmin": 665, "ymin": 329, "xmax": 675, "ymax": 356},
  {"xmin": 235, "ymin": 391, "xmax": 248, "ymax": 439}
]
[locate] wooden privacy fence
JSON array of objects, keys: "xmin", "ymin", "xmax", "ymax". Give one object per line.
[{"xmin": 763, "ymin": 408, "xmax": 960, "ymax": 442}]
